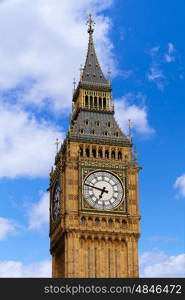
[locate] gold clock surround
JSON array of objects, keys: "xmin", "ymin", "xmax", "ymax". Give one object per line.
[{"xmin": 80, "ymin": 167, "xmax": 128, "ymax": 215}]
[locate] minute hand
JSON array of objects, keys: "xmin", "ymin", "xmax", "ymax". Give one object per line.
[{"xmin": 84, "ymin": 183, "xmax": 108, "ymax": 193}]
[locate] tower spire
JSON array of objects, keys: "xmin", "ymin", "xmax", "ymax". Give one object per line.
[{"xmin": 79, "ymin": 14, "xmax": 110, "ymax": 87}]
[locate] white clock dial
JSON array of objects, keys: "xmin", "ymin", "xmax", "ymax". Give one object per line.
[{"xmin": 83, "ymin": 171, "xmax": 124, "ymax": 210}]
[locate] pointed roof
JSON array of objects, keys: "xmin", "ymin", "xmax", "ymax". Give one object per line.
[
  {"xmin": 80, "ymin": 14, "xmax": 110, "ymax": 88},
  {"xmin": 68, "ymin": 110, "xmax": 131, "ymax": 146}
]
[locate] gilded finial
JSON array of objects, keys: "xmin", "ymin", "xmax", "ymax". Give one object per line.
[
  {"xmin": 55, "ymin": 138, "xmax": 60, "ymax": 153},
  {"xmin": 86, "ymin": 13, "xmax": 95, "ymax": 34},
  {"xmin": 128, "ymin": 119, "xmax": 132, "ymax": 137}
]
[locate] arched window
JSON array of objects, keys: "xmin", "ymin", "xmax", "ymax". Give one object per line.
[
  {"xmin": 96, "ymin": 120, "xmax": 100, "ymax": 126},
  {"xmin": 85, "ymin": 95, "xmax": 88, "ymax": 107},
  {"xmin": 80, "ymin": 147, "xmax": 83, "ymax": 157},
  {"xmin": 99, "ymin": 97, "xmax": 102, "ymax": 108},
  {"xmin": 94, "ymin": 218, "xmax": 100, "ymax": 225},
  {"xmin": 92, "ymin": 148, "xmax": 96, "ymax": 158},
  {"xmin": 108, "ymin": 122, "xmax": 111, "ymax": 127},
  {"xmin": 121, "ymin": 220, "xmax": 127, "ymax": 228},
  {"xmin": 86, "ymin": 148, "xmax": 90, "ymax": 157},
  {"xmin": 111, "ymin": 150, "xmax": 115, "ymax": 159},
  {"xmin": 85, "ymin": 119, "xmax": 89, "ymax": 125},
  {"xmin": 90, "ymin": 96, "xmax": 93, "ymax": 107},
  {"xmin": 94, "ymin": 97, "xmax": 97, "ymax": 107},
  {"xmin": 105, "ymin": 150, "xmax": 109, "ymax": 159},
  {"xmin": 118, "ymin": 151, "xmax": 122, "ymax": 160},
  {"xmin": 103, "ymin": 97, "xmax": 106, "ymax": 108},
  {"xmin": 81, "ymin": 217, "xmax": 86, "ymax": 225},
  {"xmin": 98, "ymin": 149, "xmax": 103, "ymax": 158},
  {"xmin": 108, "ymin": 219, "xmax": 113, "ymax": 226}
]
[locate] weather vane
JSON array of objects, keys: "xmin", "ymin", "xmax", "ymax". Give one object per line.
[
  {"xmin": 55, "ymin": 138, "xmax": 60, "ymax": 153},
  {"xmin": 86, "ymin": 13, "xmax": 95, "ymax": 34}
]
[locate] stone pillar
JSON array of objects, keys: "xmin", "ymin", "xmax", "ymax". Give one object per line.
[
  {"xmin": 133, "ymin": 237, "xmax": 139, "ymax": 277},
  {"xmin": 127, "ymin": 236, "xmax": 133, "ymax": 277},
  {"xmin": 64, "ymin": 234, "xmax": 68, "ymax": 277}
]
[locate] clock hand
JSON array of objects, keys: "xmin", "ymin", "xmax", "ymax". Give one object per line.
[
  {"xmin": 84, "ymin": 183, "xmax": 108, "ymax": 193},
  {"xmin": 99, "ymin": 186, "xmax": 107, "ymax": 199}
]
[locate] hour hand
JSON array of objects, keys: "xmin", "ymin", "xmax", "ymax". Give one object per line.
[{"xmin": 99, "ymin": 186, "xmax": 107, "ymax": 199}]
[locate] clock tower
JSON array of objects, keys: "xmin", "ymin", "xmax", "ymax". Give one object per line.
[{"xmin": 49, "ymin": 15, "xmax": 141, "ymax": 278}]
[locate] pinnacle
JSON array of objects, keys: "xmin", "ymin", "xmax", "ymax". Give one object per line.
[{"xmin": 80, "ymin": 15, "xmax": 109, "ymax": 87}]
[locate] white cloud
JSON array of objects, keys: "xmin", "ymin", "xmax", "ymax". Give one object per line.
[
  {"xmin": 0, "ymin": 0, "xmax": 114, "ymax": 180},
  {"xmin": 0, "ymin": 217, "xmax": 19, "ymax": 241},
  {"xmin": 147, "ymin": 43, "xmax": 177, "ymax": 89},
  {"xmin": 1, "ymin": 251, "xmax": 184, "ymax": 278},
  {"xmin": 174, "ymin": 173, "xmax": 185, "ymax": 198},
  {"xmin": 146, "ymin": 46, "xmax": 167, "ymax": 90},
  {"xmin": 140, "ymin": 250, "xmax": 185, "ymax": 277},
  {"xmin": 115, "ymin": 94, "xmax": 154, "ymax": 136},
  {"xmin": 147, "ymin": 65, "xmax": 164, "ymax": 82},
  {"xmin": 149, "ymin": 46, "xmax": 160, "ymax": 55},
  {"xmin": 164, "ymin": 43, "xmax": 175, "ymax": 63},
  {"xmin": 140, "ymin": 249, "xmax": 167, "ymax": 267},
  {"xmin": 0, "ymin": 0, "xmax": 114, "ymax": 112},
  {"xmin": 28, "ymin": 192, "xmax": 49, "ymax": 231},
  {"xmin": 148, "ymin": 235, "xmax": 177, "ymax": 243},
  {"xmin": 0, "ymin": 102, "xmax": 64, "ymax": 178},
  {"xmin": 120, "ymin": 70, "xmax": 133, "ymax": 79},
  {"xmin": 0, "ymin": 259, "xmax": 51, "ymax": 277},
  {"xmin": 147, "ymin": 68, "xmax": 166, "ymax": 90}
]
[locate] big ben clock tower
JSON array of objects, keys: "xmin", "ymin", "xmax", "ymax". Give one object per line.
[{"xmin": 49, "ymin": 15, "xmax": 141, "ymax": 278}]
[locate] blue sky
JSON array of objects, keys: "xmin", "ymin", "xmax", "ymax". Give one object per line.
[{"xmin": 0, "ymin": 0, "xmax": 184, "ymax": 277}]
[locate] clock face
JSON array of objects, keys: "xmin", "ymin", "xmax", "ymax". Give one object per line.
[
  {"xmin": 83, "ymin": 171, "xmax": 124, "ymax": 210},
  {"xmin": 52, "ymin": 181, "xmax": 61, "ymax": 222}
]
